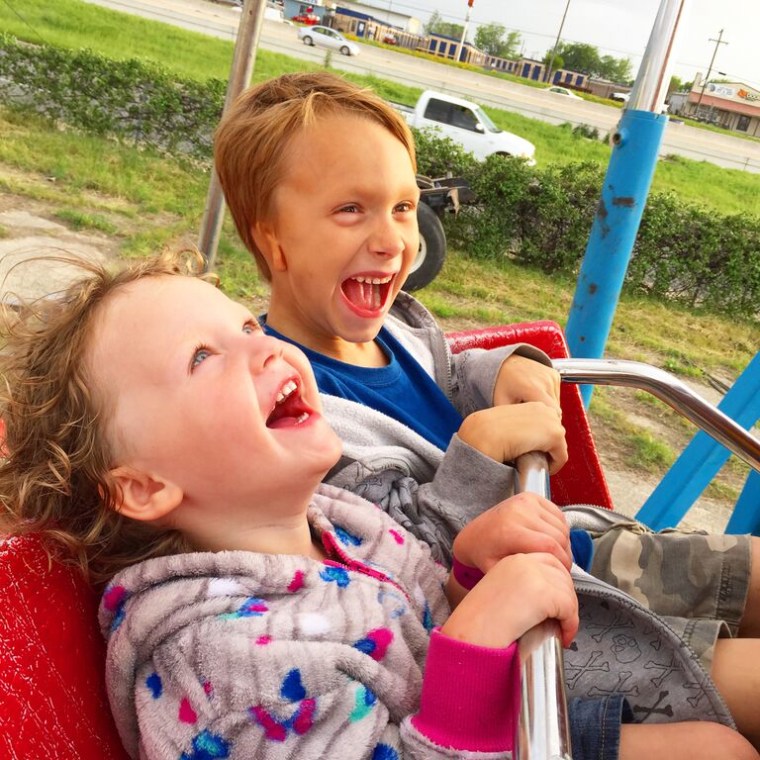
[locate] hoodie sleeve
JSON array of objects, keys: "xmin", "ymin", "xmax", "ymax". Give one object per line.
[
  {"xmin": 344, "ymin": 435, "xmax": 516, "ymax": 566},
  {"xmin": 449, "ymin": 342, "xmax": 554, "ymax": 417}
]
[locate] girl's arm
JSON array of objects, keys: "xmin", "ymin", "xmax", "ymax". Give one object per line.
[{"xmin": 408, "ymin": 553, "xmax": 578, "ymax": 756}]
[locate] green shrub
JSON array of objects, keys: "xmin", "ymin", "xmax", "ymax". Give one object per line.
[
  {"xmin": 414, "ymin": 131, "xmax": 759, "ymax": 318},
  {"xmin": 0, "ymin": 33, "xmax": 225, "ymax": 159}
]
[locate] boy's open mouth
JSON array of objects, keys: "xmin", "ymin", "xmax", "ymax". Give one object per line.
[
  {"xmin": 341, "ymin": 275, "xmax": 393, "ymax": 312},
  {"xmin": 266, "ymin": 379, "xmax": 312, "ymax": 428}
]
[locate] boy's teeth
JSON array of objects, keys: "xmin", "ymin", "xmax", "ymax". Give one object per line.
[
  {"xmin": 296, "ymin": 412, "xmax": 309, "ymax": 424},
  {"xmin": 276, "ymin": 380, "xmax": 297, "ymax": 404},
  {"xmin": 353, "ymin": 276, "xmax": 392, "ymax": 285}
]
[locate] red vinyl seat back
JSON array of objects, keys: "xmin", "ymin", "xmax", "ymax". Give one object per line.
[
  {"xmin": 447, "ymin": 320, "xmax": 613, "ymax": 509},
  {"xmin": 0, "ymin": 534, "xmax": 129, "ymax": 759}
]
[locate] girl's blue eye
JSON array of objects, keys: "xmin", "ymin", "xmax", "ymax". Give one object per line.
[
  {"xmin": 191, "ymin": 347, "xmax": 211, "ymax": 370},
  {"xmin": 243, "ymin": 321, "xmax": 257, "ymax": 335}
]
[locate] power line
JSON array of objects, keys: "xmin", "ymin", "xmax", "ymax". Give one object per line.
[{"xmin": 1, "ymin": 0, "xmax": 48, "ymax": 44}]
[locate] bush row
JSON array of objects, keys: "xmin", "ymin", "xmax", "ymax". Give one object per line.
[
  {"xmin": 415, "ymin": 129, "xmax": 760, "ymax": 319},
  {"xmin": 1, "ymin": 34, "xmax": 757, "ymax": 318},
  {"xmin": 0, "ymin": 33, "xmax": 225, "ymax": 158}
]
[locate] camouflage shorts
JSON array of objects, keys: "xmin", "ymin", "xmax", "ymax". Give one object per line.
[{"xmin": 588, "ymin": 519, "xmax": 751, "ymax": 671}]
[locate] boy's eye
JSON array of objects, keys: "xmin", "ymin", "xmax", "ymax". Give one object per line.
[
  {"xmin": 395, "ymin": 201, "xmax": 415, "ymax": 213},
  {"xmin": 190, "ymin": 346, "xmax": 212, "ymax": 371},
  {"xmin": 338, "ymin": 204, "xmax": 360, "ymax": 214},
  {"xmin": 242, "ymin": 320, "xmax": 261, "ymax": 335}
]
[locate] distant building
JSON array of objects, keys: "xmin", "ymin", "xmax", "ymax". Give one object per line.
[
  {"xmin": 283, "ymin": 0, "xmax": 327, "ymax": 24},
  {"xmin": 335, "ymin": 1, "xmax": 422, "ymax": 34},
  {"xmin": 332, "ymin": 4, "xmax": 421, "ymax": 48},
  {"xmin": 674, "ymin": 74, "xmax": 760, "ymax": 136}
]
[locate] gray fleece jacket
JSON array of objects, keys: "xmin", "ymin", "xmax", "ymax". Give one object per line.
[{"xmin": 100, "ymin": 486, "xmax": 521, "ymax": 760}]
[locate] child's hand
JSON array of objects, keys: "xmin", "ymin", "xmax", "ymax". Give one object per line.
[
  {"xmin": 457, "ymin": 402, "xmax": 568, "ymax": 473},
  {"xmin": 442, "ymin": 553, "xmax": 578, "ymax": 648},
  {"xmin": 453, "ymin": 493, "xmax": 572, "ymax": 572},
  {"xmin": 493, "ymin": 355, "xmax": 562, "ymax": 413}
]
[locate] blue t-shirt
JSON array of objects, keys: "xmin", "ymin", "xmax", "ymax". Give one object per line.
[{"xmin": 262, "ymin": 324, "xmax": 463, "ymax": 451}]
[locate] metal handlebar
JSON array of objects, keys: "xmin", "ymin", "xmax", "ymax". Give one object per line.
[
  {"xmin": 512, "ymin": 357, "xmax": 760, "ymax": 759},
  {"xmin": 514, "ymin": 452, "xmax": 573, "ymax": 760},
  {"xmin": 553, "ymin": 358, "xmax": 760, "ymax": 473}
]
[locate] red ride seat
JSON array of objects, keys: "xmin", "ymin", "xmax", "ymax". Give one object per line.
[
  {"xmin": 0, "ymin": 320, "xmax": 610, "ymax": 757},
  {"xmin": 0, "ymin": 534, "xmax": 129, "ymax": 759},
  {"xmin": 447, "ymin": 320, "xmax": 613, "ymax": 509}
]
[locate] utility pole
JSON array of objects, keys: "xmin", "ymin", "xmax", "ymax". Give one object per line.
[
  {"xmin": 545, "ymin": 0, "xmax": 571, "ymax": 84},
  {"xmin": 695, "ymin": 28, "xmax": 728, "ymax": 116},
  {"xmin": 455, "ymin": 0, "xmax": 474, "ymax": 64}
]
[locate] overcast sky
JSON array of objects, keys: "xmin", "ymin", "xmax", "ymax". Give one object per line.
[{"xmin": 382, "ymin": 0, "xmax": 759, "ymax": 88}]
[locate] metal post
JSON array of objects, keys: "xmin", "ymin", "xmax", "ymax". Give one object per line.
[
  {"xmin": 197, "ymin": 0, "xmax": 266, "ymax": 271},
  {"xmin": 514, "ymin": 452, "xmax": 573, "ymax": 760},
  {"xmin": 455, "ymin": 0, "xmax": 474, "ymax": 64},
  {"xmin": 545, "ymin": 0, "xmax": 571, "ymax": 85},
  {"xmin": 565, "ymin": 0, "xmax": 688, "ymax": 406}
]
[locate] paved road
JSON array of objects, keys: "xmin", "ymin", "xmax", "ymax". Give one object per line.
[{"xmin": 83, "ymin": 0, "xmax": 760, "ymax": 173}]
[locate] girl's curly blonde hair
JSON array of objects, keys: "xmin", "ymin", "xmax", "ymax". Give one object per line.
[{"xmin": 0, "ymin": 249, "xmax": 215, "ymax": 586}]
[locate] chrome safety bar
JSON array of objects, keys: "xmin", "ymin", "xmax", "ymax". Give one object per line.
[
  {"xmin": 553, "ymin": 358, "xmax": 760, "ymax": 473},
  {"xmin": 513, "ymin": 357, "xmax": 760, "ymax": 759},
  {"xmin": 515, "ymin": 452, "xmax": 573, "ymax": 760}
]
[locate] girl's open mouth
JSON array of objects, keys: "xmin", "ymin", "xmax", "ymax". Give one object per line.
[{"xmin": 266, "ymin": 379, "xmax": 312, "ymax": 428}]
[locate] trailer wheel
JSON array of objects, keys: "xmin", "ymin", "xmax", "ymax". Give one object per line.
[{"xmin": 404, "ymin": 204, "xmax": 447, "ymax": 292}]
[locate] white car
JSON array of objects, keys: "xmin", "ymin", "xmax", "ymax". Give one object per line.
[
  {"xmin": 611, "ymin": 92, "xmax": 630, "ymax": 103},
  {"xmin": 297, "ymin": 25, "xmax": 360, "ymax": 56},
  {"xmin": 546, "ymin": 85, "xmax": 581, "ymax": 99}
]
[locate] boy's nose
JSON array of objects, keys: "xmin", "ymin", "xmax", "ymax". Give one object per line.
[{"xmin": 369, "ymin": 215, "xmax": 405, "ymax": 257}]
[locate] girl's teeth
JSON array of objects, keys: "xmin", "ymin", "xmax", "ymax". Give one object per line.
[
  {"xmin": 276, "ymin": 380, "xmax": 297, "ymax": 404},
  {"xmin": 296, "ymin": 412, "xmax": 309, "ymax": 424}
]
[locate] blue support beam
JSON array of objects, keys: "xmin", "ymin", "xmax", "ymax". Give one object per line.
[
  {"xmin": 635, "ymin": 352, "xmax": 760, "ymax": 531},
  {"xmin": 726, "ymin": 471, "xmax": 760, "ymax": 535},
  {"xmin": 565, "ymin": 109, "xmax": 668, "ymax": 405}
]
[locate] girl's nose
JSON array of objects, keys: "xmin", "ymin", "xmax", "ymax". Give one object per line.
[{"xmin": 247, "ymin": 333, "xmax": 283, "ymax": 373}]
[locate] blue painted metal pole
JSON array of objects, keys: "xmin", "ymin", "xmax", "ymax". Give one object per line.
[
  {"xmin": 726, "ymin": 471, "xmax": 760, "ymax": 535},
  {"xmin": 565, "ymin": 0, "xmax": 689, "ymax": 406},
  {"xmin": 565, "ymin": 109, "xmax": 667, "ymax": 407}
]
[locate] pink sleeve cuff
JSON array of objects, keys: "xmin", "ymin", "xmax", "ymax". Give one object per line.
[{"xmin": 411, "ymin": 628, "xmax": 521, "ymax": 752}]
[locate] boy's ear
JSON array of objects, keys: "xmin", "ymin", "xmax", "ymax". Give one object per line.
[
  {"xmin": 109, "ymin": 466, "xmax": 184, "ymax": 523},
  {"xmin": 252, "ymin": 221, "xmax": 288, "ymax": 273}
]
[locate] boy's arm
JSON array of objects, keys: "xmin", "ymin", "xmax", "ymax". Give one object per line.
[
  {"xmin": 451, "ymin": 342, "xmax": 557, "ymax": 417},
  {"xmin": 334, "ymin": 434, "xmax": 519, "ymax": 565}
]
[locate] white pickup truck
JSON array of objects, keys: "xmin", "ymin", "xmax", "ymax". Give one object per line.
[{"xmin": 391, "ymin": 90, "xmax": 536, "ymax": 164}]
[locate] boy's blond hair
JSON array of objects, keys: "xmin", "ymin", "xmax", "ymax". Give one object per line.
[
  {"xmin": 214, "ymin": 71, "xmax": 417, "ymax": 280},
  {"xmin": 0, "ymin": 251, "xmax": 213, "ymax": 586}
]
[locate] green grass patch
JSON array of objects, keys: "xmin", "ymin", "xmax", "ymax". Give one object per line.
[
  {"xmin": 628, "ymin": 432, "xmax": 675, "ymax": 471},
  {"xmin": 5, "ymin": 0, "xmax": 757, "ymax": 218},
  {"xmin": 54, "ymin": 208, "xmax": 118, "ymax": 234}
]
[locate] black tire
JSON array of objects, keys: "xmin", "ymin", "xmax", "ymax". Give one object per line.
[
  {"xmin": 302, "ymin": 36, "xmax": 314, "ymax": 46},
  {"xmin": 339, "ymin": 45, "xmax": 350, "ymax": 55},
  {"xmin": 404, "ymin": 203, "xmax": 446, "ymax": 292}
]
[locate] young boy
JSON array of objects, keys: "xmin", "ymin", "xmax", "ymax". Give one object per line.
[
  {"xmin": 0, "ymin": 252, "xmax": 580, "ymax": 759},
  {"xmin": 213, "ymin": 71, "xmax": 760, "ymax": 751}
]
